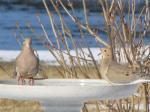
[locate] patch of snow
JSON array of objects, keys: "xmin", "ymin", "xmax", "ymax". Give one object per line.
[
  {"xmin": 0, "ymin": 48, "xmax": 101, "ymax": 65},
  {"xmin": 0, "ymin": 46, "xmax": 149, "ymax": 65}
]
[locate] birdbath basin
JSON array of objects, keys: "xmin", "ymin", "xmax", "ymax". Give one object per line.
[{"xmin": 0, "ymin": 79, "xmax": 148, "ymax": 112}]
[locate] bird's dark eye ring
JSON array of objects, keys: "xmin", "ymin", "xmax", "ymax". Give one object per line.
[{"xmin": 104, "ymin": 50, "xmax": 106, "ymax": 52}]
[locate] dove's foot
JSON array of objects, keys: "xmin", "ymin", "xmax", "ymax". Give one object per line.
[
  {"xmin": 18, "ymin": 74, "xmax": 25, "ymax": 85},
  {"xmin": 29, "ymin": 77, "xmax": 34, "ymax": 85}
]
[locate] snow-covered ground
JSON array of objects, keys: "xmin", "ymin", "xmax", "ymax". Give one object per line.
[
  {"xmin": 0, "ymin": 48, "xmax": 101, "ymax": 65},
  {"xmin": 0, "ymin": 46, "xmax": 149, "ymax": 65}
]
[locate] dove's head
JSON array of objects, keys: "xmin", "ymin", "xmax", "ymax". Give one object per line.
[
  {"xmin": 23, "ymin": 38, "xmax": 32, "ymax": 48},
  {"xmin": 101, "ymin": 47, "xmax": 112, "ymax": 60}
]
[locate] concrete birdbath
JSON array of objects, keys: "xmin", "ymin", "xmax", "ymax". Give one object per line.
[{"xmin": 0, "ymin": 79, "xmax": 149, "ymax": 112}]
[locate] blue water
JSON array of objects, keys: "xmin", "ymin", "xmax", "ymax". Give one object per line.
[{"xmin": 0, "ymin": 4, "xmax": 149, "ymax": 50}]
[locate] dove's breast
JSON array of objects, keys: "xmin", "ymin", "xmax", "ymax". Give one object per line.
[{"xmin": 16, "ymin": 49, "xmax": 39, "ymax": 76}]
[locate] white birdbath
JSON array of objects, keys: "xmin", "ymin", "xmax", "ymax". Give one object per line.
[{"xmin": 0, "ymin": 79, "xmax": 148, "ymax": 112}]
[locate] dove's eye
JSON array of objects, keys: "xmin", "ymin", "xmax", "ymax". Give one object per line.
[{"xmin": 104, "ymin": 50, "xmax": 107, "ymax": 52}]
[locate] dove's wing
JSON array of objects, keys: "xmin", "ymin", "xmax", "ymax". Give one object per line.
[
  {"xmin": 109, "ymin": 61, "xmax": 132, "ymax": 75},
  {"xmin": 106, "ymin": 61, "xmax": 139, "ymax": 83}
]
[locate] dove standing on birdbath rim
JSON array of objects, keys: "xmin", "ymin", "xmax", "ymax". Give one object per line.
[
  {"xmin": 14, "ymin": 38, "xmax": 39, "ymax": 85},
  {"xmin": 100, "ymin": 47, "xmax": 139, "ymax": 83}
]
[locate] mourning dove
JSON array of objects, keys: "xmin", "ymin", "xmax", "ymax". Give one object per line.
[
  {"xmin": 100, "ymin": 48, "xmax": 139, "ymax": 83},
  {"xmin": 14, "ymin": 38, "xmax": 39, "ymax": 85}
]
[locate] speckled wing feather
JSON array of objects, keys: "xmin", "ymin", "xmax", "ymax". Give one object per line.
[
  {"xmin": 100, "ymin": 47, "xmax": 139, "ymax": 83},
  {"xmin": 106, "ymin": 61, "xmax": 139, "ymax": 83}
]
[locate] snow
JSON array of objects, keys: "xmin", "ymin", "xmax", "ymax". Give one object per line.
[
  {"xmin": 0, "ymin": 48, "xmax": 101, "ymax": 65},
  {"xmin": 0, "ymin": 46, "xmax": 149, "ymax": 65}
]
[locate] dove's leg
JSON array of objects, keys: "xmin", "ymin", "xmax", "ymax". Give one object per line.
[
  {"xmin": 28, "ymin": 77, "xmax": 32, "ymax": 85},
  {"xmin": 17, "ymin": 73, "xmax": 22, "ymax": 85},
  {"xmin": 18, "ymin": 73, "xmax": 25, "ymax": 85},
  {"xmin": 29, "ymin": 77, "xmax": 34, "ymax": 85},
  {"xmin": 21, "ymin": 76, "xmax": 25, "ymax": 85},
  {"xmin": 31, "ymin": 78, "xmax": 35, "ymax": 85},
  {"xmin": 17, "ymin": 75, "xmax": 21, "ymax": 85}
]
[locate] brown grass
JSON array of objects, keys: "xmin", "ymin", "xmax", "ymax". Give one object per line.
[
  {"xmin": 0, "ymin": 61, "xmax": 100, "ymax": 79},
  {"xmin": 0, "ymin": 99, "xmax": 43, "ymax": 112}
]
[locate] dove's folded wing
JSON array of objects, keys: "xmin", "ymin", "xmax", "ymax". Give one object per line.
[{"xmin": 106, "ymin": 61, "xmax": 139, "ymax": 83}]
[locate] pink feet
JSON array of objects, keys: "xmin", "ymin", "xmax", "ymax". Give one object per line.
[
  {"xmin": 18, "ymin": 74, "xmax": 25, "ymax": 85},
  {"xmin": 29, "ymin": 77, "xmax": 35, "ymax": 85},
  {"xmin": 18, "ymin": 73, "xmax": 34, "ymax": 85}
]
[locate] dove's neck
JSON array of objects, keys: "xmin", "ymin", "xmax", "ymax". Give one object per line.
[
  {"xmin": 24, "ymin": 43, "xmax": 31, "ymax": 48},
  {"xmin": 100, "ymin": 57, "xmax": 112, "ymax": 77},
  {"xmin": 101, "ymin": 58, "xmax": 111, "ymax": 65},
  {"xmin": 22, "ymin": 44, "xmax": 33, "ymax": 53}
]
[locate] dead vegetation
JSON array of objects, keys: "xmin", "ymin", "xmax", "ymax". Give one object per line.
[
  {"xmin": 0, "ymin": 98, "xmax": 43, "ymax": 112},
  {"xmin": 0, "ymin": 0, "xmax": 149, "ymax": 112}
]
